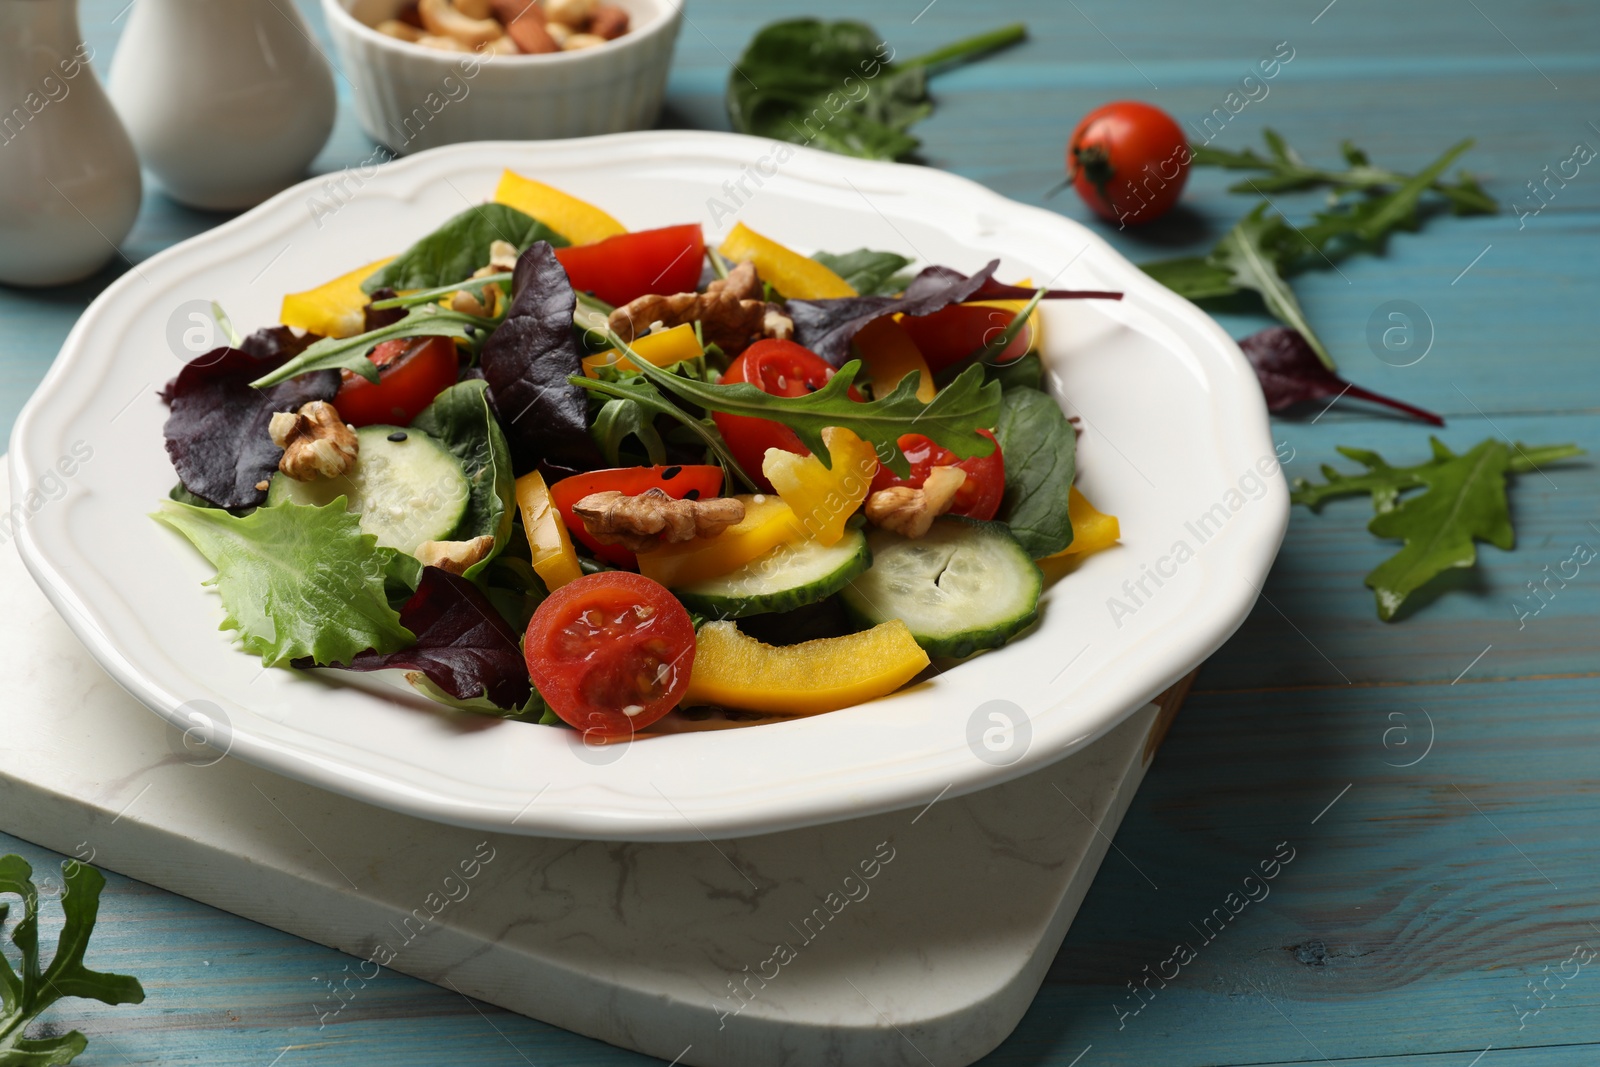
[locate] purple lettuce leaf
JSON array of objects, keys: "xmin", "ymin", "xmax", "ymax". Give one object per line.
[
  {"xmin": 161, "ymin": 328, "xmax": 337, "ymax": 509},
  {"xmin": 480, "ymin": 241, "xmax": 603, "ymax": 478},
  {"xmin": 1239, "ymin": 326, "xmax": 1444, "ymax": 426},
  {"xmin": 790, "ymin": 260, "xmax": 1123, "ymax": 366},
  {"xmin": 324, "ymin": 566, "xmax": 532, "ymax": 710}
]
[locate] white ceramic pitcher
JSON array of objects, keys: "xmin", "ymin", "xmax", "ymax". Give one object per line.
[
  {"xmin": 0, "ymin": 0, "xmax": 142, "ymax": 287},
  {"xmin": 109, "ymin": 0, "xmax": 337, "ymax": 210}
]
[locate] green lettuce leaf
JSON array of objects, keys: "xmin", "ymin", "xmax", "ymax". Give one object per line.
[
  {"xmin": 0, "ymin": 855, "xmax": 144, "ymax": 1065},
  {"xmin": 361, "ymin": 203, "xmax": 568, "ymax": 294},
  {"xmin": 992, "ymin": 386, "xmax": 1077, "ymax": 558},
  {"xmin": 153, "ymin": 499, "xmax": 414, "ymax": 666},
  {"xmin": 410, "ymin": 380, "xmax": 515, "ymax": 579}
]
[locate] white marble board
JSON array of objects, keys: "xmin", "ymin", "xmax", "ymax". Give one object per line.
[{"xmin": 0, "ymin": 469, "xmax": 1184, "ymax": 1067}]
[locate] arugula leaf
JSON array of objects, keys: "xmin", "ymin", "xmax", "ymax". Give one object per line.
[
  {"xmin": 571, "ymin": 375, "xmax": 756, "ymax": 490},
  {"xmin": 992, "ymin": 386, "xmax": 1077, "ymax": 557},
  {"xmin": 1210, "ymin": 205, "xmax": 1333, "ymax": 367},
  {"xmin": 152, "ymin": 499, "xmax": 414, "ymax": 666},
  {"xmin": 811, "ymin": 249, "xmax": 914, "ymax": 295},
  {"xmin": 1137, "ymin": 256, "xmax": 1240, "ymax": 301},
  {"xmin": 610, "ymin": 332, "xmax": 1002, "ymax": 479},
  {"xmin": 1191, "ymin": 129, "xmax": 1496, "ymax": 216},
  {"xmin": 248, "ymin": 305, "xmax": 487, "ymax": 389},
  {"xmin": 1290, "ymin": 437, "xmax": 1586, "ymax": 621},
  {"xmin": 0, "ymin": 855, "xmax": 144, "ymax": 1065},
  {"xmin": 360, "ymin": 204, "xmax": 568, "ymax": 295},
  {"xmin": 727, "ymin": 20, "xmax": 1026, "ymax": 161},
  {"xmin": 1290, "ymin": 437, "xmax": 1584, "ymax": 511},
  {"xmin": 410, "ymin": 380, "xmax": 515, "ymax": 580},
  {"xmin": 590, "ymin": 396, "xmax": 668, "ymax": 466}
]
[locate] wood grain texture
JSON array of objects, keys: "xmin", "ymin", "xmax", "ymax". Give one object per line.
[{"xmin": 2, "ymin": 0, "xmax": 1597, "ymax": 1063}]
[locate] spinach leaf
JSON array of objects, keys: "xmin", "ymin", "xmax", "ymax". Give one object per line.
[
  {"xmin": 992, "ymin": 386, "xmax": 1076, "ymax": 558},
  {"xmin": 812, "ymin": 249, "xmax": 914, "ymax": 295},
  {"xmin": 480, "ymin": 242, "xmax": 604, "ymax": 478},
  {"xmin": 986, "ymin": 352, "xmax": 1042, "ymax": 393},
  {"xmin": 0, "ymin": 855, "xmax": 144, "ymax": 1065},
  {"xmin": 411, "ymin": 380, "xmax": 515, "ymax": 579},
  {"xmin": 727, "ymin": 19, "xmax": 1026, "ymax": 161},
  {"xmin": 361, "ymin": 203, "xmax": 568, "ymax": 294}
]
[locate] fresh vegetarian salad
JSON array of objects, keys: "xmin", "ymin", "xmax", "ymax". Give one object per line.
[{"xmin": 153, "ymin": 170, "xmax": 1124, "ymax": 739}]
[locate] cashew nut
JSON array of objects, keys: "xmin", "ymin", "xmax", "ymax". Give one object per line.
[
  {"xmin": 376, "ymin": 19, "xmax": 424, "ymax": 41},
  {"xmin": 544, "ymin": 0, "xmax": 596, "ymax": 29},
  {"xmin": 418, "ymin": 0, "xmax": 504, "ymax": 48}
]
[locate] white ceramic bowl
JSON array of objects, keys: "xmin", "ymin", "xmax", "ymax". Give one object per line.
[
  {"xmin": 10, "ymin": 133, "xmax": 1286, "ymax": 842},
  {"xmin": 322, "ymin": 0, "xmax": 684, "ymax": 153}
]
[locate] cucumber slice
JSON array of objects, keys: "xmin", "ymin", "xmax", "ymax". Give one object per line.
[
  {"xmin": 842, "ymin": 518, "xmax": 1042, "ymax": 658},
  {"xmin": 673, "ymin": 530, "xmax": 870, "ymax": 619},
  {"xmin": 266, "ymin": 425, "xmax": 469, "ymax": 555}
]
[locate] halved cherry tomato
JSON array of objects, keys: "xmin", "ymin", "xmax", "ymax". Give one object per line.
[
  {"xmin": 333, "ymin": 336, "xmax": 459, "ymax": 427},
  {"xmin": 713, "ymin": 339, "xmax": 860, "ymax": 491},
  {"xmin": 1067, "ymin": 101, "xmax": 1190, "ymax": 226},
  {"xmin": 550, "ymin": 464, "xmax": 725, "ymax": 569},
  {"xmin": 897, "ymin": 304, "xmax": 1031, "ymax": 373},
  {"xmin": 524, "ymin": 571, "xmax": 695, "ymax": 738},
  {"xmin": 554, "ymin": 224, "xmax": 704, "ymax": 309},
  {"xmin": 870, "ymin": 428, "xmax": 1005, "ymax": 521}
]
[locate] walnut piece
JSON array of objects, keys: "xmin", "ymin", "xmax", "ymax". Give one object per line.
[
  {"xmin": 573, "ymin": 488, "xmax": 745, "ymax": 553},
  {"xmin": 269, "ymin": 401, "xmax": 359, "ymax": 482},
  {"xmin": 488, "ymin": 239, "xmax": 520, "ymax": 271},
  {"xmin": 608, "ymin": 260, "xmax": 794, "ymax": 355},
  {"xmin": 865, "ymin": 466, "xmax": 967, "ymax": 538},
  {"xmin": 414, "ymin": 535, "xmax": 496, "ymax": 575},
  {"xmin": 450, "ymin": 281, "xmax": 501, "ymax": 317}
]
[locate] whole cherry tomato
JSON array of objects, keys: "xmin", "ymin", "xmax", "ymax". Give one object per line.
[
  {"xmin": 897, "ymin": 304, "xmax": 1032, "ymax": 373},
  {"xmin": 554, "ymin": 224, "xmax": 704, "ymax": 309},
  {"xmin": 870, "ymin": 429, "xmax": 1005, "ymax": 521},
  {"xmin": 1067, "ymin": 101, "xmax": 1190, "ymax": 226},
  {"xmin": 333, "ymin": 336, "xmax": 459, "ymax": 427},
  {"xmin": 549, "ymin": 464, "xmax": 725, "ymax": 569},
  {"xmin": 712, "ymin": 339, "xmax": 860, "ymax": 490},
  {"xmin": 524, "ymin": 571, "xmax": 695, "ymax": 738}
]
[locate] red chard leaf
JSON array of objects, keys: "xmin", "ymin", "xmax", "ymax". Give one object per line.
[
  {"xmin": 1239, "ymin": 326, "xmax": 1444, "ymax": 426},
  {"xmin": 480, "ymin": 241, "xmax": 604, "ymax": 478},
  {"xmin": 790, "ymin": 260, "xmax": 1121, "ymax": 365},
  {"xmin": 325, "ymin": 566, "xmax": 532, "ymax": 710},
  {"xmin": 161, "ymin": 331, "xmax": 337, "ymax": 509}
]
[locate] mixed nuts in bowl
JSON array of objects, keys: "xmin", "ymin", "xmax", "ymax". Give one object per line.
[{"xmin": 372, "ymin": 0, "xmax": 633, "ymax": 55}]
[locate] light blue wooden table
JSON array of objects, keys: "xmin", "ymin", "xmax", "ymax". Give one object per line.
[{"xmin": 4, "ymin": 1, "xmax": 1599, "ymax": 1063}]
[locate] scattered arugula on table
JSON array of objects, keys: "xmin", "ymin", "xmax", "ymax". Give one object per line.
[
  {"xmin": 1192, "ymin": 129, "xmax": 1496, "ymax": 215},
  {"xmin": 727, "ymin": 19, "xmax": 1027, "ymax": 161},
  {"xmin": 153, "ymin": 498, "xmax": 415, "ymax": 666},
  {"xmin": 1143, "ymin": 136, "xmax": 1490, "ymax": 370},
  {"xmin": 1291, "ymin": 438, "xmax": 1585, "ymax": 620},
  {"xmin": 0, "ymin": 854, "xmax": 145, "ymax": 1065}
]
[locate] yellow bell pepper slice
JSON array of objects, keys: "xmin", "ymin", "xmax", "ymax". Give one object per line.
[
  {"xmin": 762, "ymin": 428, "xmax": 878, "ymax": 547},
  {"xmin": 852, "ymin": 317, "xmax": 935, "ymax": 402},
  {"xmin": 582, "ymin": 323, "xmax": 703, "ymax": 378},
  {"xmin": 971, "ymin": 276, "xmax": 1045, "ymax": 356},
  {"xmin": 1049, "ymin": 487, "xmax": 1121, "ymax": 558},
  {"xmin": 684, "ymin": 619, "xmax": 929, "ymax": 716},
  {"xmin": 279, "ymin": 256, "xmax": 395, "ymax": 340},
  {"xmin": 515, "ymin": 471, "xmax": 583, "ymax": 590},
  {"xmin": 494, "ymin": 170, "xmax": 626, "ymax": 246},
  {"xmin": 718, "ymin": 222, "xmax": 856, "ymax": 300},
  {"xmin": 637, "ymin": 494, "xmax": 801, "ymax": 588}
]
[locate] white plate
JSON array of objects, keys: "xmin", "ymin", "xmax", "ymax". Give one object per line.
[{"xmin": 9, "ymin": 132, "xmax": 1286, "ymax": 842}]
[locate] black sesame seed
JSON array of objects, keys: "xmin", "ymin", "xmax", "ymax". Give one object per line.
[
  {"xmin": 684, "ymin": 488, "xmax": 701, "ymax": 500},
  {"xmin": 661, "ymin": 465, "xmax": 682, "ymax": 480},
  {"xmin": 387, "ymin": 431, "xmax": 407, "ymax": 442}
]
